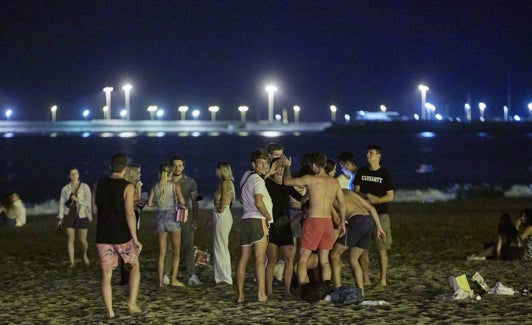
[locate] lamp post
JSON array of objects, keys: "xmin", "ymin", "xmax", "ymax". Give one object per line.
[
  {"xmin": 208, "ymin": 106, "xmax": 220, "ymax": 122},
  {"xmin": 156, "ymin": 109, "xmax": 165, "ymax": 120},
  {"xmin": 425, "ymin": 103, "xmax": 435, "ymax": 120},
  {"xmin": 103, "ymin": 87, "xmax": 113, "ymax": 119},
  {"xmin": 178, "ymin": 106, "xmax": 189, "ymax": 120},
  {"xmin": 82, "ymin": 109, "xmax": 90, "ymax": 120},
  {"xmin": 503, "ymin": 106, "xmax": 509, "ymax": 121},
  {"xmin": 51, "ymin": 105, "xmax": 58, "ymax": 123},
  {"xmin": 528, "ymin": 103, "xmax": 532, "ymax": 121},
  {"xmin": 464, "ymin": 103, "xmax": 471, "ymax": 122},
  {"xmin": 120, "ymin": 109, "xmax": 127, "ymax": 120},
  {"xmin": 265, "ymin": 84, "xmax": 277, "ymax": 123},
  {"xmin": 147, "ymin": 105, "xmax": 158, "ymax": 120},
  {"xmin": 418, "ymin": 84, "xmax": 429, "ymax": 121},
  {"xmin": 330, "ymin": 105, "xmax": 337, "ymax": 121},
  {"xmin": 478, "ymin": 102, "xmax": 486, "ymax": 122},
  {"xmin": 122, "ymin": 84, "xmax": 132, "ymax": 120},
  {"xmin": 192, "ymin": 109, "xmax": 200, "ymax": 120},
  {"xmin": 5, "ymin": 109, "xmax": 12, "ymax": 120},
  {"xmin": 238, "ymin": 105, "xmax": 248, "ymax": 123},
  {"xmin": 293, "ymin": 105, "xmax": 300, "ymax": 123},
  {"xmin": 102, "ymin": 106, "xmax": 109, "ymax": 120},
  {"xmin": 380, "ymin": 105, "xmax": 387, "ymax": 112}
]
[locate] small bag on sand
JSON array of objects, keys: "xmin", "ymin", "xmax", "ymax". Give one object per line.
[
  {"xmin": 326, "ymin": 286, "xmax": 364, "ymax": 304},
  {"xmin": 300, "ymin": 280, "xmax": 334, "ymax": 302}
]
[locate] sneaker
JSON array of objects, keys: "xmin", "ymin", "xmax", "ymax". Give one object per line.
[
  {"xmin": 163, "ymin": 275, "xmax": 170, "ymax": 285},
  {"xmin": 188, "ymin": 274, "xmax": 203, "ymax": 285}
]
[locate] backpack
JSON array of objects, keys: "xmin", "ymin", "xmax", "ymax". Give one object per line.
[
  {"xmin": 327, "ymin": 285, "xmax": 364, "ymax": 304},
  {"xmin": 300, "ymin": 280, "xmax": 334, "ymax": 302}
]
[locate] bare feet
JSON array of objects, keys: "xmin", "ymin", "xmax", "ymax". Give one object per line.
[
  {"xmin": 69, "ymin": 262, "xmax": 75, "ymax": 269},
  {"xmin": 258, "ymin": 294, "xmax": 268, "ymax": 302},
  {"xmin": 106, "ymin": 310, "xmax": 115, "ymax": 319},
  {"xmin": 128, "ymin": 305, "xmax": 142, "ymax": 315},
  {"xmin": 236, "ymin": 296, "xmax": 245, "ymax": 303},
  {"xmin": 83, "ymin": 256, "xmax": 90, "ymax": 266},
  {"xmin": 170, "ymin": 280, "xmax": 185, "ymax": 287}
]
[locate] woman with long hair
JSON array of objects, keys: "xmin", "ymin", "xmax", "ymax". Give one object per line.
[
  {"xmin": 212, "ymin": 161, "xmax": 235, "ymax": 285},
  {"xmin": 148, "ymin": 163, "xmax": 186, "ymax": 287},
  {"xmin": 496, "ymin": 213, "xmax": 524, "ymax": 260},
  {"xmin": 517, "ymin": 208, "xmax": 532, "ymax": 261},
  {"xmin": 58, "ymin": 168, "xmax": 92, "ymax": 268}
]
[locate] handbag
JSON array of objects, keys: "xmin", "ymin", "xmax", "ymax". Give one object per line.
[{"xmin": 175, "ymin": 204, "xmax": 188, "ymax": 223}]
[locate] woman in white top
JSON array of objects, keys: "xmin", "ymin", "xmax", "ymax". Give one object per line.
[
  {"xmin": 213, "ymin": 161, "xmax": 235, "ymax": 285},
  {"xmin": 58, "ymin": 168, "xmax": 92, "ymax": 268}
]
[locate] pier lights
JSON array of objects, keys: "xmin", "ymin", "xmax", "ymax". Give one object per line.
[
  {"xmin": 344, "ymin": 114, "xmax": 351, "ymax": 123},
  {"xmin": 380, "ymin": 105, "xmax": 387, "ymax": 112},
  {"xmin": 478, "ymin": 102, "xmax": 486, "ymax": 122},
  {"xmin": 464, "ymin": 103, "xmax": 471, "ymax": 122},
  {"xmin": 265, "ymin": 84, "xmax": 277, "ymax": 123},
  {"xmin": 178, "ymin": 106, "xmax": 189, "ymax": 120},
  {"xmin": 51, "ymin": 105, "xmax": 58, "ymax": 122},
  {"xmin": 330, "ymin": 105, "xmax": 337, "ymax": 122},
  {"xmin": 503, "ymin": 106, "xmax": 509, "ymax": 121},
  {"xmin": 102, "ymin": 106, "xmax": 109, "ymax": 120},
  {"xmin": 192, "ymin": 109, "xmax": 200, "ymax": 120},
  {"xmin": 208, "ymin": 106, "xmax": 220, "ymax": 122},
  {"xmin": 156, "ymin": 109, "xmax": 165, "ymax": 120},
  {"xmin": 238, "ymin": 105, "xmax": 248, "ymax": 123},
  {"xmin": 425, "ymin": 103, "xmax": 435, "ymax": 120},
  {"xmin": 147, "ymin": 105, "xmax": 158, "ymax": 120},
  {"xmin": 82, "ymin": 109, "xmax": 90, "ymax": 120},
  {"xmin": 5, "ymin": 108, "xmax": 12, "ymax": 120},
  {"xmin": 418, "ymin": 84, "xmax": 429, "ymax": 121},
  {"xmin": 103, "ymin": 87, "xmax": 113, "ymax": 119},
  {"xmin": 528, "ymin": 103, "xmax": 532, "ymax": 121},
  {"xmin": 293, "ymin": 105, "xmax": 300, "ymax": 123},
  {"xmin": 120, "ymin": 109, "xmax": 127, "ymax": 120},
  {"xmin": 122, "ymin": 84, "xmax": 132, "ymax": 120}
]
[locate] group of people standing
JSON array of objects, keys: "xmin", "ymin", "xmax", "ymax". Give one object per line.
[{"xmin": 235, "ymin": 143, "xmax": 394, "ymax": 302}]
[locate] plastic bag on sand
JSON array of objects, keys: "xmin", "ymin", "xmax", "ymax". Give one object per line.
[
  {"xmin": 359, "ymin": 300, "xmax": 388, "ymax": 306},
  {"xmin": 488, "ymin": 282, "xmax": 515, "ymax": 295},
  {"xmin": 470, "ymin": 272, "xmax": 490, "ymax": 292}
]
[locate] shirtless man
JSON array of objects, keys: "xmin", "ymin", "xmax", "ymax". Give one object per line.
[
  {"xmin": 330, "ymin": 189, "xmax": 385, "ymax": 295},
  {"xmin": 281, "ymin": 152, "xmax": 346, "ymax": 286}
]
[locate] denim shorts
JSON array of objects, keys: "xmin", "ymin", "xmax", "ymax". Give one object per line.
[{"xmin": 156, "ymin": 209, "xmax": 182, "ymax": 233}]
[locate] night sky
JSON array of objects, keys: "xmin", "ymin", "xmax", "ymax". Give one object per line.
[{"xmin": 1, "ymin": 1, "xmax": 531, "ymax": 121}]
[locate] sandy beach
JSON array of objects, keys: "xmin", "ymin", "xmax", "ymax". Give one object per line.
[{"xmin": 1, "ymin": 197, "xmax": 531, "ymax": 324}]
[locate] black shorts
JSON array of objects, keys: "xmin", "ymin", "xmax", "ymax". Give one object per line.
[
  {"xmin": 64, "ymin": 214, "xmax": 89, "ymax": 230},
  {"xmin": 336, "ymin": 215, "xmax": 373, "ymax": 249},
  {"xmin": 269, "ymin": 222, "xmax": 294, "ymax": 247}
]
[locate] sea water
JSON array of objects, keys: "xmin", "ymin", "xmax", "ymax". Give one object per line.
[{"xmin": 1, "ymin": 130, "xmax": 531, "ymax": 215}]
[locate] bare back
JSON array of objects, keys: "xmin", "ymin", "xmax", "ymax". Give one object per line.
[{"xmin": 298, "ymin": 173, "xmax": 343, "ymax": 218}]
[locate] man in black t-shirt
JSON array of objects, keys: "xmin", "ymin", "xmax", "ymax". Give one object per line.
[
  {"xmin": 354, "ymin": 145, "xmax": 394, "ymax": 287},
  {"xmin": 93, "ymin": 154, "xmax": 142, "ymax": 319}
]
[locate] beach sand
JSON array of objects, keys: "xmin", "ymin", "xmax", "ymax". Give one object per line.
[{"xmin": 1, "ymin": 197, "xmax": 530, "ymax": 324}]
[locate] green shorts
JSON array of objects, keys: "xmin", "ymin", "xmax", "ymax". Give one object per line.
[
  {"xmin": 240, "ymin": 218, "xmax": 267, "ymax": 246},
  {"xmin": 372, "ymin": 214, "xmax": 392, "ymax": 250}
]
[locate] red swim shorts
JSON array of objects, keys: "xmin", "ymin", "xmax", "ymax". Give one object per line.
[{"xmin": 300, "ymin": 217, "xmax": 334, "ymax": 251}]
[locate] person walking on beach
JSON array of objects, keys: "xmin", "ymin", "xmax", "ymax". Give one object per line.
[
  {"xmin": 237, "ymin": 149, "xmax": 273, "ymax": 303},
  {"xmin": 58, "ymin": 168, "xmax": 92, "ymax": 268},
  {"xmin": 212, "ymin": 161, "xmax": 235, "ymax": 285},
  {"xmin": 148, "ymin": 163, "xmax": 187, "ymax": 287},
  {"xmin": 354, "ymin": 145, "xmax": 394, "ymax": 287},
  {"xmin": 281, "ymin": 152, "xmax": 346, "ymax": 286},
  {"xmin": 168, "ymin": 155, "xmax": 203, "ymax": 286},
  {"xmin": 93, "ymin": 154, "xmax": 142, "ymax": 319},
  {"xmin": 330, "ymin": 189, "xmax": 385, "ymax": 296}
]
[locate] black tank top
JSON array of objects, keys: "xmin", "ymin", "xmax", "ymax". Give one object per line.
[{"xmin": 95, "ymin": 177, "xmax": 131, "ymax": 244}]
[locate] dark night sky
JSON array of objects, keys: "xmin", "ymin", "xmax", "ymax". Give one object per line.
[{"xmin": 1, "ymin": 1, "xmax": 531, "ymax": 121}]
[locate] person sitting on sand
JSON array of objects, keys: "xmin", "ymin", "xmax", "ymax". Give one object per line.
[
  {"xmin": 468, "ymin": 212, "xmax": 524, "ymax": 261},
  {"xmin": 148, "ymin": 163, "xmax": 187, "ymax": 287},
  {"xmin": 4, "ymin": 192, "xmax": 26, "ymax": 227},
  {"xmin": 516, "ymin": 208, "xmax": 532, "ymax": 261},
  {"xmin": 330, "ymin": 189, "xmax": 385, "ymax": 296}
]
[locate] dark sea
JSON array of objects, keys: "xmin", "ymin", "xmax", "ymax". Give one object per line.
[{"xmin": 1, "ymin": 129, "xmax": 531, "ymax": 215}]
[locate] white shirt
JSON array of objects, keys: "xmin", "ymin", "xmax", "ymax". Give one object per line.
[{"xmin": 239, "ymin": 170, "xmax": 272, "ymax": 222}]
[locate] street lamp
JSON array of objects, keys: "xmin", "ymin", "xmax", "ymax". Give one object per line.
[
  {"xmin": 464, "ymin": 103, "xmax": 471, "ymax": 122},
  {"xmin": 178, "ymin": 106, "xmax": 189, "ymax": 120},
  {"xmin": 192, "ymin": 109, "xmax": 200, "ymax": 120},
  {"xmin": 156, "ymin": 109, "xmax": 165, "ymax": 120},
  {"xmin": 122, "ymin": 84, "xmax": 132, "ymax": 120},
  {"xmin": 478, "ymin": 102, "xmax": 486, "ymax": 122},
  {"xmin": 103, "ymin": 87, "xmax": 113, "ymax": 120},
  {"xmin": 238, "ymin": 105, "xmax": 248, "ymax": 123},
  {"xmin": 51, "ymin": 105, "xmax": 58, "ymax": 123},
  {"xmin": 528, "ymin": 103, "xmax": 532, "ymax": 120},
  {"xmin": 503, "ymin": 106, "xmax": 509, "ymax": 121},
  {"xmin": 425, "ymin": 103, "xmax": 435, "ymax": 120},
  {"xmin": 208, "ymin": 106, "xmax": 220, "ymax": 122},
  {"xmin": 82, "ymin": 109, "xmax": 90, "ymax": 120},
  {"xmin": 147, "ymin": 105, "xmax": 158, "ymax": 120},
  {"xmin": 120, "ymin": 109, "xmax": 127, "ymax": 120},
  {"xmin": 330, "ymin": 105, "xmax": 337, "ymax": 121},
  {"xmin": 293, "ymin": 105, "xmax": 300, "ymax": 123},
  {"xmin": 265, "ymin": 84, "xmax": 277, "ymax": 123},
  {"xmin": 102, "ymin": 106, "xmax": 109, "ymax": 120},
  {"xmin": 5, "ymin": 109, "xmax": 12, "ymax": 120},
  {"xmin": 380, "ymin": 105, "xmax": 387, "ymax": 112},
  {"xmin": 418, "ymin": 84, "xmax": 429, "ymax": 121}
]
